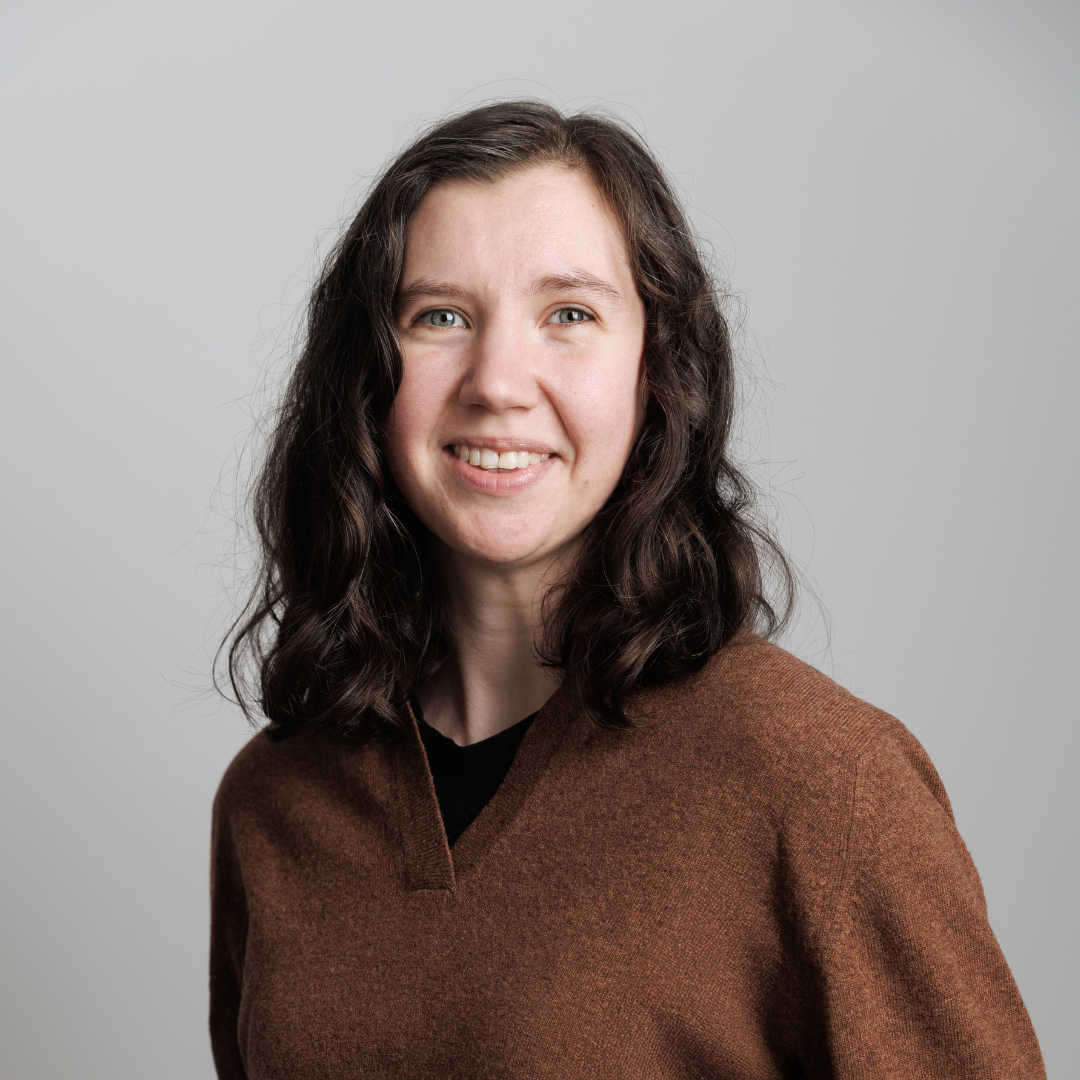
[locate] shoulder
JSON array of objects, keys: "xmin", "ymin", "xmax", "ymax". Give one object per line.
[
  {"xmin": 213, "ymin": 730, "xmax": 276, "ymax": 809},
  {"xmin": 212, "ymin": 727, "xmax": 366, "ymax": 824},
  {"xmin": 636, "ymin": 633, "xmax": 952, "ymax": 821},
  {"xmin": 639, "ymin": 632, "xmax": 890, "ymax": 761}
]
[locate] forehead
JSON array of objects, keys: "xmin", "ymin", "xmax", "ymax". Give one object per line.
[{"xmin": 402, "ymin": 164, "xmax": 631, "ymax": 286}]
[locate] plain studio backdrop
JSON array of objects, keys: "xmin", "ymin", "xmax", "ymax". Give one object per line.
[{"xmin": 1, "ymin": 0, "xmax": 1076, "ymax": 1075}]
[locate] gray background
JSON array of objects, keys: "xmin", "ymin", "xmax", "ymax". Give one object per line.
[{"xmin": 1, "ymin": 0, "xmax": 1076, "ymax": 1076}]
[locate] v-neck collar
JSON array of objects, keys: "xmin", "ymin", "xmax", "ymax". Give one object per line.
[{"xmin": 393, "ymin": 682, "xmax": 578, "ymax": 892}]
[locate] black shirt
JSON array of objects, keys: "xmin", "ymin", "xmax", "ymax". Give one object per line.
[{"xmin": 413, "ymin": 700, "xmax": 537, "ymax": 846}]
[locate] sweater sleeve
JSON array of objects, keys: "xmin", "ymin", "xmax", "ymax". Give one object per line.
[
  {"xmin": 209, "ymin": 783, "xmax": 250, "ymax": 1080},
  {"xmin": 814, "ymin": 725, "xmax": 1045, "ymax": 1079}
]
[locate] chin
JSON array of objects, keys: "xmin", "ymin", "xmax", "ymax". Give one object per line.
[
  {"xmin": 439, "ymin": 521, "xmax": 563, "ymax": 569},
  {"xmin": 455, "ymin": 540, "xmax": 548, "ymax": 568}
]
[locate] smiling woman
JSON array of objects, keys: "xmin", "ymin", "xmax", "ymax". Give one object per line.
[
  {"xmin": 385, "ymin": 165, "xmax": 651, "ymax": 740},
  {"xmin": 388, "ymin": 167, "xmax": 645, "ymax": 569},
  {"xmin": 210, "ymin": 102, "xmax": 1044, "ymax": 1079},
  {"xmin": 222, "ymin": 102, "xmax": 784, "ymax": 744}
]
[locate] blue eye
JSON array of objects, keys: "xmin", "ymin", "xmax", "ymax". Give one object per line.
[
  {"xmin": 424, "ymin": 310, "xmax": 466, "ymax": 328},
  {"xmin": 550, "ymin": 308, "xmax": 591, "ymax": 325}
]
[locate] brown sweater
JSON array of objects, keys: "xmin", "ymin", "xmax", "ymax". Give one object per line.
[{"xmin": 209, "ymin": 635, "xmax": 1044, "ymax": 1078}]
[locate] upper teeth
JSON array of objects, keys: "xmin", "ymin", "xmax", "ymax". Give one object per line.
[{"xmin": 452, "ymin": 446, "xmax": 550, "ymax": 471}]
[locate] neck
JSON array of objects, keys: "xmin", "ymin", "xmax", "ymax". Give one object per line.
[{"xmin": 417, "ymin": 543, "xmax": 569, "ymax": 746}]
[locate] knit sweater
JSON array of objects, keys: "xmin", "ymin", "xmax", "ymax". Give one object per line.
[{"xmin": 209, "ymin": 634, "xmax": 1044, "ymax": 1079}]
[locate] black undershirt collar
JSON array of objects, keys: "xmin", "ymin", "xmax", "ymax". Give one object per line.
[{"xmin": 412, "ymin": 698, "xmax": 537, "ymax": 847}]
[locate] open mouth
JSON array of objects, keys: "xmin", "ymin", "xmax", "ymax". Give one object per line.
[{"xmin": 450, "ymin": 444, "xmax": 551, "ymax": 473}]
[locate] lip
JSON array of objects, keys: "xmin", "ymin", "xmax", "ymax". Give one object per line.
[
  {"xmin": 444, "ymin": 436, "xmax": 558, "ymax": 455},
  {"xmin": 444, "ymin": 445, "xmax": 558, "ymax": 495}
]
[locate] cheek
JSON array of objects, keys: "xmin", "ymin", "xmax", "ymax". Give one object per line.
[
  {"xmin": 388, "ymin": 353, "xmax": 451, "ymax": 445},
  {"xmin": 561, "ymin": 351, "xmax": 644, "ymax": 479},
  {"xmin": 383, "ymin": 359, "xmax": 444, "ymax": 491}
]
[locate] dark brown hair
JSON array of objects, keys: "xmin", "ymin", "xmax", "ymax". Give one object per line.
[{"xmin": 221, "ymin": 100, "xmax": 794, "ymax": 740}]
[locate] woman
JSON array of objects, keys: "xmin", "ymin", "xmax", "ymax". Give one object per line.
[{"xmin": 211, "ymin": 101, "xmax": 1044, "ymax": 1078}]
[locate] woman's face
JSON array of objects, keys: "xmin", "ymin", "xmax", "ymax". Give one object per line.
[{"xmin": 385, "ymin": 163, "xmax": 646, "ymax": 570}]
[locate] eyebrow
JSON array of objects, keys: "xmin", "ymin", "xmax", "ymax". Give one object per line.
[
  {"xmin": 531, "ymin": 272, "xmax": 624, "ymax": 302},
  {"xmin": 395, "ymin": 271, "xmax": 625, "ymax": 312},
  {"xmin": 395, "ymin": 279, "xmax": 471, "ymax": 312}
]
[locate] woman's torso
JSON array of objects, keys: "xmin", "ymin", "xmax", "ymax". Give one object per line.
[{"xmin": 209, "ymin": 635, "xmax": 1043, "ymax": 1079}]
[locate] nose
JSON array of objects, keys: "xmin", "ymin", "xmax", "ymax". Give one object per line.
[{"xmin": 458, "ymin": 318, "xmax": 540, "ymax": 413}]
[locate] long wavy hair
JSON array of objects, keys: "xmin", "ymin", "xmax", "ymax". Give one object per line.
[{"xmin": 221, "ymin": 100, "xmax": 794, "ymax": 741}]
